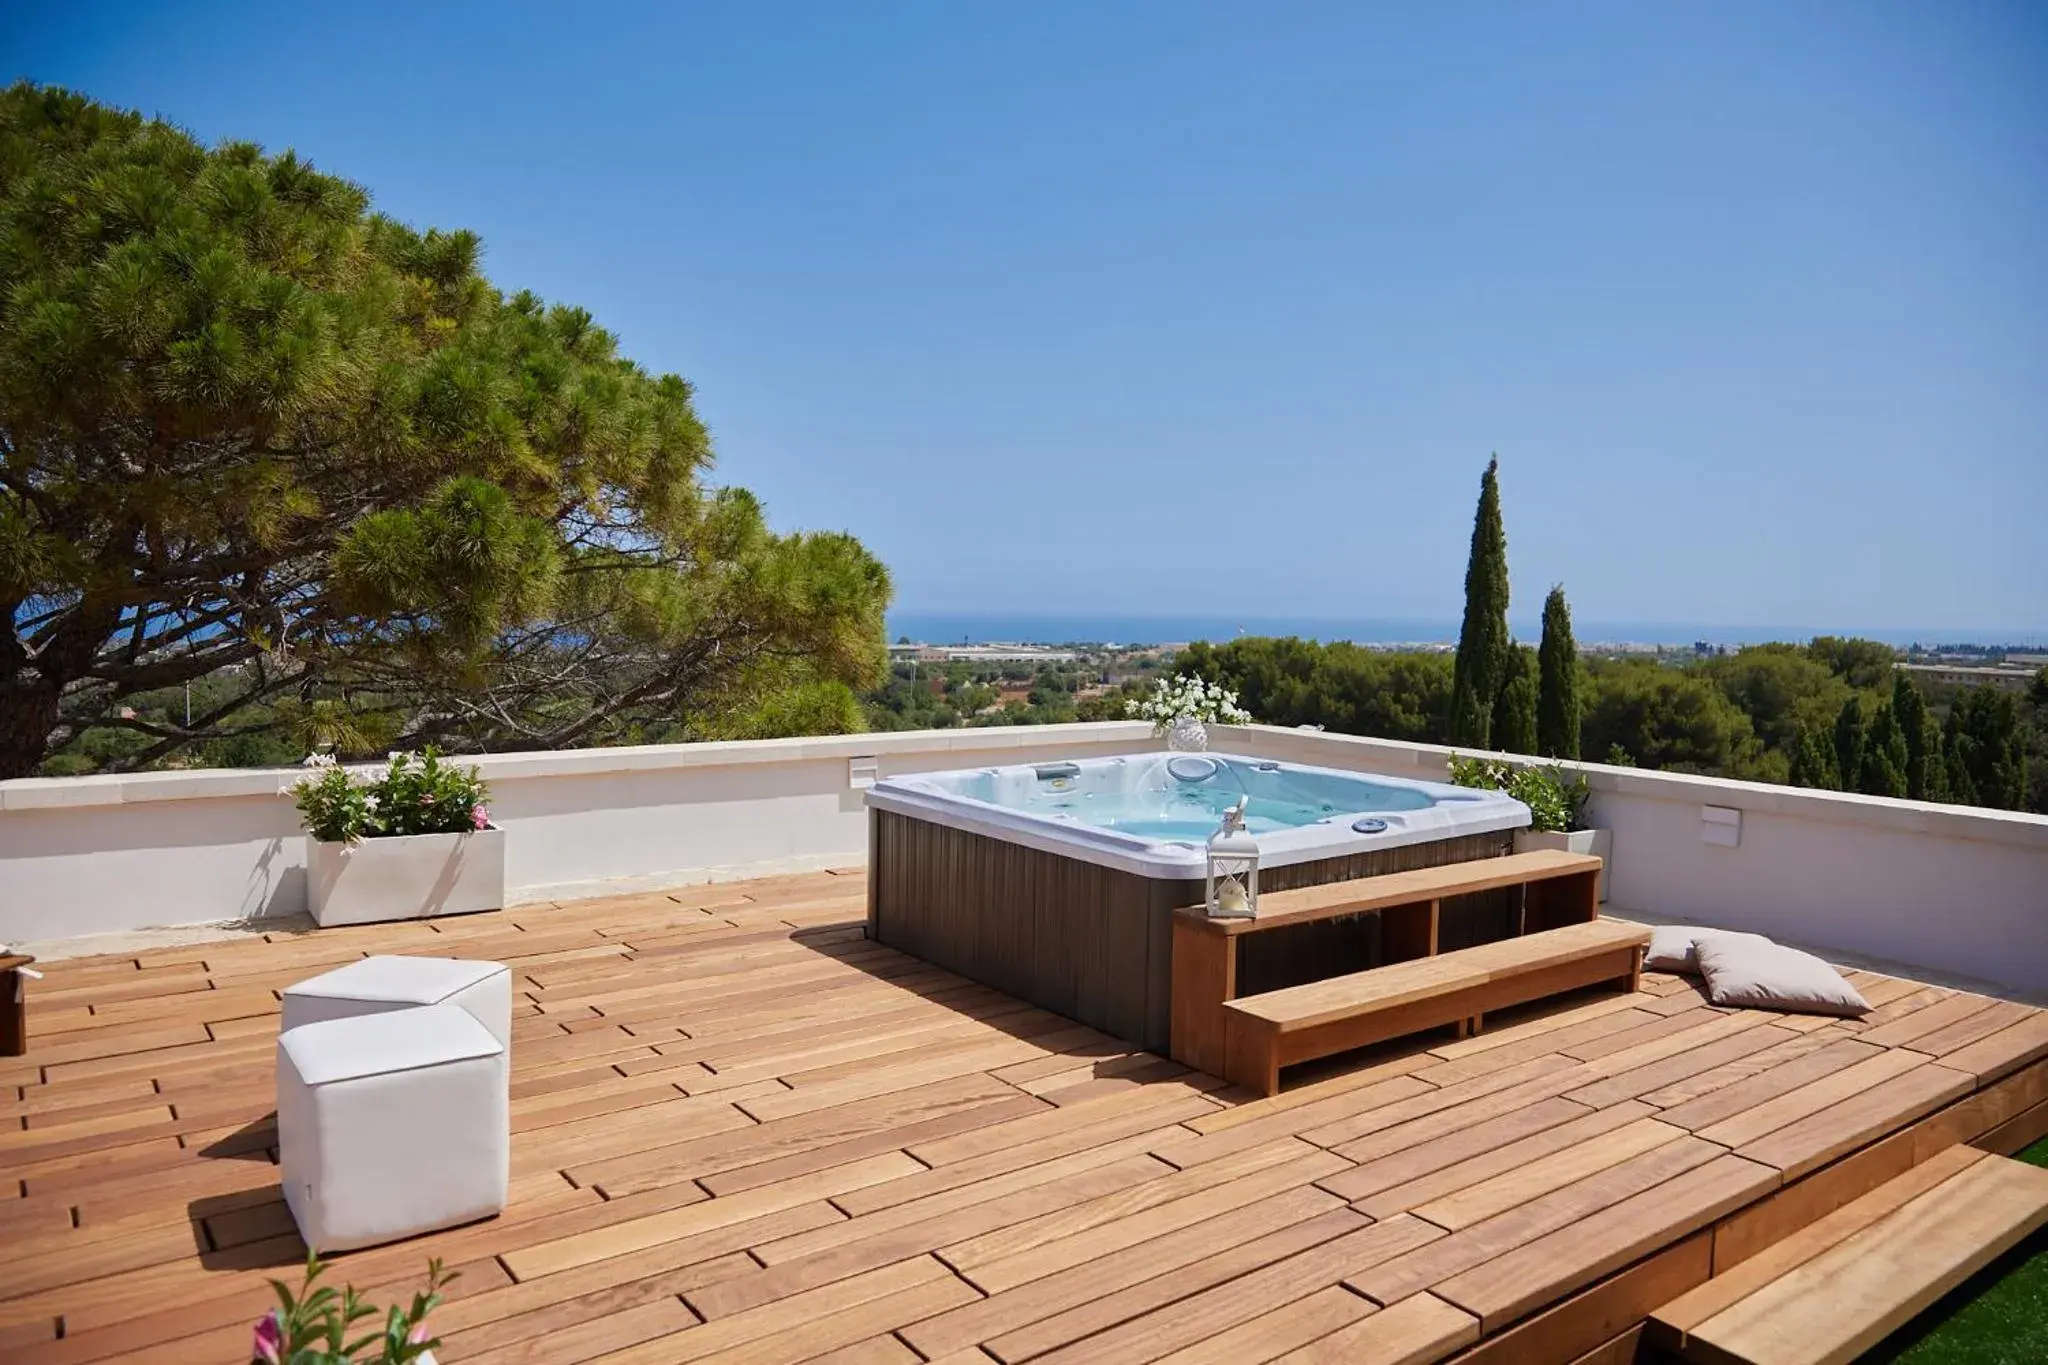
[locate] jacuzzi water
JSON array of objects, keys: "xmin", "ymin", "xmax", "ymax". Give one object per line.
[{"xmin": 865, "ymin": 751, "xmax": 1530, "ymax": 877}]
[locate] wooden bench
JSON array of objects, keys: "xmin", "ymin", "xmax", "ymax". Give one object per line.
[
  {"xmin": 1170, "ymin": 848, "xmax": 1605, "ymax": 1081},
  {"xmin": 1647, "ymin": 1143, "xmax": 2048, "ymax": 1364},
  {"xmin": 1218, "ymin": 917, "xmax": 1649, "ymax": 1095}
]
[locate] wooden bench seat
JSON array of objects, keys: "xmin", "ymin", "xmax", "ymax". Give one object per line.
[
  {"xmin": 1220, "ymin": 917, "xmax": 1650, "ymax": 1095},
  {"xmin": 1170, "ymin": 849, "xmax": 1606, "ymax": 1079},
  {"xmin": 1647, "ymin": 1143, "xmax": 2048, "ymax": 1364}
]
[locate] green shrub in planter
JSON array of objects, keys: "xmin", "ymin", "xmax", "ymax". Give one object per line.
[
  {"xmin": 1449, "ymin": 755, "xmax": 1590, "ymax": 833},
  {"xmin": 295, "ymin": 750, "xmax": 489, "ymax": 845}
]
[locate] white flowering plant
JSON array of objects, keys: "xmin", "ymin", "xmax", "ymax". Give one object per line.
[
  {"xmin": 1133, "ymin": 674, "xmax": 1252, "ymax": 734},
  {"xmin": 294, "ymin": 750, "xmax": 491, "ymax": 845}
]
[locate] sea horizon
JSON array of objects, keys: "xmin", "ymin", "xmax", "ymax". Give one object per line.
[{"xmin": 887, "ymin": 611, "xmax": 2048, "ymax": 652}]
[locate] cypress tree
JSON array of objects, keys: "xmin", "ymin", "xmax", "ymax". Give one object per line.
[
  {"xmin": 1788, "ymin": 723, "xmax": 1839, "ymax": 790},
  {"xmin": 1891, "ymin": 672, "xmax": 1939, "ymax": 801},
  {"xmin": 1949, "ymin": 685, "xmax": 2028, "ymax": 810},
  {"xmin": 1944, "ymin": 707, "xmax": 1979, "ymax": 806},
  {"xmin": 1447, "ymin": 456, "xmax": 1510, "ymax": 748},
  {"xmin": 1494, "ymin": 644, "xmax": 1539, "ymax": 755},
  {"xmin": 1536, "ymin": 585, "xmax": 1581, "ymax": 758},
  {"xmin": 1919, "ymin": 709, "xmax": 1949, "ymax": 802},
  {"xmin": 1832, "ymin": 695, "xmax": 1865, "ymax": 790},
  {"xmin": 1856, "ymin": 702, "xmax": 1907, "ymax": 798}
]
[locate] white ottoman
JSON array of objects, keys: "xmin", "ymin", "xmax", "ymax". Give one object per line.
[
  {"xmin": 278, "ymin": 1005, "xmax": 508, "ymax": 1252},
  {"xmin": 282, "ymin": 956, "xmax": 512, "ymax": 1049}
]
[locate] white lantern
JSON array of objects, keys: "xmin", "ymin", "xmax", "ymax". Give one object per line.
[{"xmin": 1205, "ymin": 799, "xmax": 1259, "ymax": 919}]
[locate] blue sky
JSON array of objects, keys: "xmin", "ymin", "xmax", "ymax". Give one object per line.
[{"xmin": 13, "ymin": 2, "xmax": 2047, "ymax": 634}]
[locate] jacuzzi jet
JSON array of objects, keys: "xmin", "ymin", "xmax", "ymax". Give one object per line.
[{"xmin": 1351, "ymin": 817, "xmax": 1390, "ymax": 834}]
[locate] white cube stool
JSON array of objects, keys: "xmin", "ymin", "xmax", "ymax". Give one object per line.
[
  {"xmin": 278, "ymin": 1005, "xmax": 508, "ymax": 1252},
  {"xmin": 282, "ymin": 956, "xmax": 512, "ymax": 1050}
]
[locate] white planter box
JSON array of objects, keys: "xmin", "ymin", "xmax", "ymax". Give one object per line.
[
  {"xmin": 306, "ymin": 827, "xmax": 506, "ymax": 927},
  {"xmin": 1514, "ymin": 827, "xmax": 1613, "ymax": 903}
]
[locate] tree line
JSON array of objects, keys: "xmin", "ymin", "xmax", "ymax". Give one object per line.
[
  {"xmin": 1177, "ymin": 633, "xmax": 2043, "ymax": 814},
  {"xmin": 1180, "ymin": 455, "xmax": 2038, "ymax": 814}
]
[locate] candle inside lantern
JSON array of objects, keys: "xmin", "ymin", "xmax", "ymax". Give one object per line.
[{"xmin": 1205, "ymin": 799, "xmax": 1260, "ymax": 919}]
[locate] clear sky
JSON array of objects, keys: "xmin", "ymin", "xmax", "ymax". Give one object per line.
[{"xmin": 12, "ymin": 2, "xmax": 2047, "ymax": 634}]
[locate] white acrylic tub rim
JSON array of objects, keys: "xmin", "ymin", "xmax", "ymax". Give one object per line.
[{"xmin": 864, "ymin": 751, "xmax": 1531, "ymax": 879}]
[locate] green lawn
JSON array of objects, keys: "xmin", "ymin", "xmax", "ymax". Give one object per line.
[{"xmin": 1859, "ymin": 1134, "xmax": 2048, "ymax": 1364}]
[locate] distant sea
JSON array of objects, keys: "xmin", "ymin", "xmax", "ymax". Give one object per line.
[{"xmin": 888, "ymin": 612, "xmax": 2046, "ymax": 651}]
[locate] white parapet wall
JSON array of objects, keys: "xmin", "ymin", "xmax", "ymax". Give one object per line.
[
  {"xmin": 2, "ymin": 720, "xmax": 2044, "ymax": 999},
  {"xmin": 1232, "ymin": 725, "xmax": 2048, "ymax": 999},
  {"xmin": 0, "ymin": 724, "xmax": 1161, "ymax": 943}
]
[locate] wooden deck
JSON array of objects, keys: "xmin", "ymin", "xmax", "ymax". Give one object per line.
[{"xmin": 2, "ymin": 869, "xmax": 2045, "ymax": 1365}]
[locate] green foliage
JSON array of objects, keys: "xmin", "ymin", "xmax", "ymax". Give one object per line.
[
  {"xmin": 2026, "ymin": 671, "xmax": 2048, "ymax": 816},
  {"xmin": 1181, "ymin": 638, "xmax": 1452, "ymax": 742},
  {"xmin": 1857, "ymin": 701, "xmax": 1908, "ymax": 798},
  {"xmin": 292, "ymin": 750, "xmax": 488, "ymax": 844},
  {"xmin": 1945, "ymin": 684, "xmax": 2027, "ymax": 810},
  {"xmin": 1448, "ymin": 754, "xmax": 1589, "ymax": 833},
  {"xmin": 0, "ymin": 84, "xmax": 887, "ymax": 777},
  {"xmin": 1446, "ymin": 456, "xmax": 1509, "ymax": 747},
  {"xmin": 1807, "ymin": 636, "xmax": 1899, "ymax": 691},
  {"xmin": 1891, "ymin": 672, "xmax": 1945, "ymax": 802},
  {"xmin": 1536, "ymin": 585, "xmax": 1580, "ymax": 758},
  {"xmin": 1493, "ymin": 643, "xmax": 1538, "ymax": 755},
  {"xmin": 255, "ymin": 1252, "xmax": 451, "ymax": 1363},
  {"xmin": 1787, "ymin": 723, "xmax": 1840, "ymax": 790},
  {"xmin": 1698, "ymin": 644, "xmax": 1852, "ymax": 756},
  {"xmin": 1833, "ymin": 695, "xmax": 1866, "ymax": 791},
  {"xmin": 1581, "ymin": 658, "xmax": 1760, "ymax": 775}
]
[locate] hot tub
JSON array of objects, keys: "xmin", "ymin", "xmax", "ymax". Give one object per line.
[{"xmin": 864, "ymin": 751, "xmax": 1531, "ymax": 1051}]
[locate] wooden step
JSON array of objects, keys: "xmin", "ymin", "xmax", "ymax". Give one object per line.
[
  {"xmin": 1647, "ymin": 1144, "xmax": 2048, "ymax": 1364},
  {"xmin": 1228, "ymin": 920, "xmax": 1650, "ymax": 1032},
  {"xmin": 1219, "ymin": 919, "xmax": 1650, "ymax": 1094}
]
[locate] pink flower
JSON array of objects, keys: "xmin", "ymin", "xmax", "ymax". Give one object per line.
[
  {"xmin": 409, "ymin": 1319, "xmax": 433, "ymax": 1345},
  {"xmin": 470, "ymin": 805, "xmax": 490, "ymax": 830},
  {"xmin": 250, "ymin": 1310, "xmax": 282, "ymax": 1364}
]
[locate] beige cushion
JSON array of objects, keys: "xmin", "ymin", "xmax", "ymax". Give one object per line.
[
  {"xmin": 1693, "ymin": 935, "xmax": 1870, "ymax": 1016},
  {"xmin": 1645, "ymin": 926, "xmax": 1702, "ymax": 973},
  {"xmin": 1645, "ymin": 926, "xmax": 1769, "ymax": 976}
]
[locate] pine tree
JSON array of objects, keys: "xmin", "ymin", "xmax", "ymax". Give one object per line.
[
  {"xmin": 1494, "ymin": 644, "xmax": 1539, "ymax": 755},
  {"xmin": 1832, "ymin": 695, "xmax": 1865, "ymax": 791},
  {"xmin": 0, "ymin": 84, "xmax": 892, "ymax": 775},
  {"xmin": 1536, "ymin": 585, "xmax": 1581, "ymax": 758},
  {"xmin": 1856, "ymin": 702, "xmax": 1907, "ymax": 798},
  {"xmin": 1788, "ymin": 723, "xmax": 1840, "ymax": 790},
  {"xmin": 1447, "ymin": 456, "xmax": 1510, "ymax": 748}
]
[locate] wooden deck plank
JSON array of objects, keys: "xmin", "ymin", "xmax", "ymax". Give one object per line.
[
  {"xmin": 894, "ymin": 1183, "xmax": 1342, "ymax": 1360},
  {"xmin": 972, "ymin": 1207, "xmax": 1366, "ymax": 1364},
  {"xmin": 1647, "ymin": 1144, "xmax": 1987, "ymax": 1345},
  {"xmin": 1345, "ymin": 1136, "xmax": 1727, "ymax": 1308},
  {"xmin": 1272, "ymin": 1291, "xmax": 1478, "ymax": 1365},
  {"xmin": 1, "ymin": 870, "xmax": 2038, "ymax": 1365},
  {"xmin": 1674, "ymin": 1152, "xmax": 2048, "ymax": 1365},
  {"xmin": 1025, "ymin": 1215, "xmax": 1446, "ymax": 1365}
]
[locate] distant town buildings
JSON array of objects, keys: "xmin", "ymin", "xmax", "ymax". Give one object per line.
[
  {"xmin": 889, "ymin": 642, "xmax": 1079, "ymax": 664},
  {"xmin": 1894, "ymin": 662, "xmax": 2037, "ymax": 693}
]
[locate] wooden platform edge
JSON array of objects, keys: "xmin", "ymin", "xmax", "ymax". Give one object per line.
[{"xmin": 1445, "ymin": 1052, "xmax": 2048, "ymax": 1365}]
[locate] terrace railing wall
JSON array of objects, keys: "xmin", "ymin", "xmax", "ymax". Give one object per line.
[{"xmin": 1, "ymin": 722, "xmax": 2043, "ymax": 1000}]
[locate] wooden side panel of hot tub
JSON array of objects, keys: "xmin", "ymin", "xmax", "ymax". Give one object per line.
[{"xmin": 868, "ymin": 810, "xmax": 1513, "ymax": 1053}]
